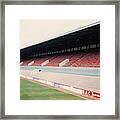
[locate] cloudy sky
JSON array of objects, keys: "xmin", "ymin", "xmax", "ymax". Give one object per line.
[{"xmin": 20, "ymin": 20, "xmax": 98, "ymax": 49}]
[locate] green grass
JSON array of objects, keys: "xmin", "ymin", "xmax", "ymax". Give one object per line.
[{"xmin": 20, "ymin": 78, "xmax": 85, "ymax": 100}]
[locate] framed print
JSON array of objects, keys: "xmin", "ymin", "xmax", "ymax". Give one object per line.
[{"xmin": 0, "ymin": 0, "xmax": 119, "ymax": 119}]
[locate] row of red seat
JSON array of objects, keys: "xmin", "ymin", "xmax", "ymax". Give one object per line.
[
  {"xmin": 20, "ymin": 52, "xmax": 100, "ymax": 67},
  {"xmin": 31, "ymin": 57, "xmax": 49, "ymax": 66},
  {"xmin": 21, "ymin": 59, "xmax": 34, "ymax": 66},
  {"xmin": 70, "ymin": 52, "xmax": 100, "ymax": 67},
  {"xmin": 46, "ymin": 54, "xmax": 73, "ymax": 66}
]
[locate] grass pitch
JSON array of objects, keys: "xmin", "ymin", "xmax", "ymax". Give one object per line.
[{"xmin": 20, "ymin": 78, "xmax": 85, "ymax": 100}]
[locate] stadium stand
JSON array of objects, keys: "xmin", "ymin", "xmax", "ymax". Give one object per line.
[
  {"xmin": 20, "ymin": 50, "xmax": 100, "ymax": 67},
  {"xmin": 20, "ymin": 22, "xmax": 100, "ymax": 68}
]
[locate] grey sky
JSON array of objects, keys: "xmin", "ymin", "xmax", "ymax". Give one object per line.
[{"xmin": 20, "ymin": 20, "xmax": 98, "ymax": 49}]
